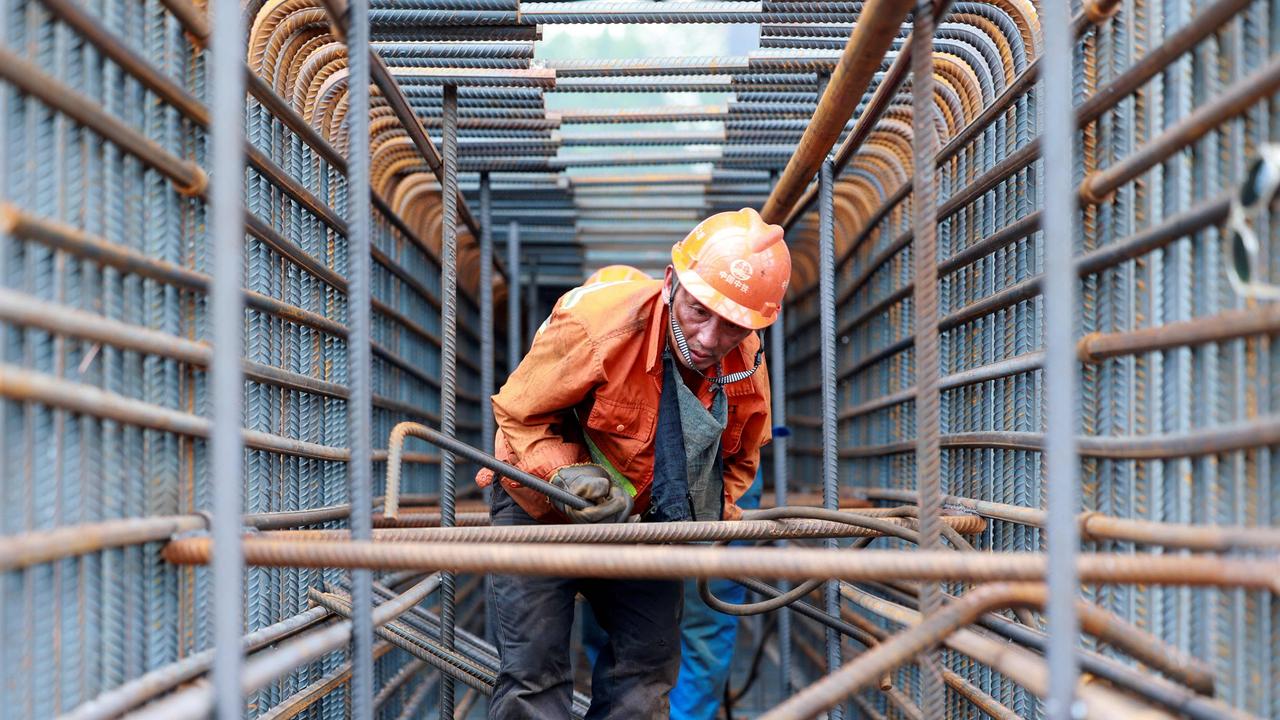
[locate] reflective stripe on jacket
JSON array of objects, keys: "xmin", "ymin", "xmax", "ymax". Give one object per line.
[{"xmin": 476, "ymin": 279, "xmax": 772, "ymax": 522}]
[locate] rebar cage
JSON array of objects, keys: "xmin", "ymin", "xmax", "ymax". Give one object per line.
[{"xmin": 1, "ymin": 0, "xmax": 1278, "ymax": 718}]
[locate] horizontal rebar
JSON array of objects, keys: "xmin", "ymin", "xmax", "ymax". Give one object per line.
[
  {"xmin": 519, "ymin": 2, "xmax": 859, "ymax": 24},
  {"xmin": 161, "ymin": 540, "xmax": 1280, "ymax": 591},
  {"xmin": 258, "ymin": 515, "xmax": 986, "ymax": 544}
]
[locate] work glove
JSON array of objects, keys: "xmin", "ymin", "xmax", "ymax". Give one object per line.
[{"xmin": 550, "ymin": 463, "xmax": 630, "ymax": 523}]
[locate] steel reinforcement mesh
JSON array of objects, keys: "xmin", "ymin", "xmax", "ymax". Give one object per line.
[
  {"xmin": 0, "ymin": 0, "xmax": 1277, "ymax": 718},
  {"xmin": 781, "ymin": 1, "xmax": 1277, "ymax": 717},
  {"xmin": 0, "ymin": 0, "xmax": 485, "ymax": 716}
]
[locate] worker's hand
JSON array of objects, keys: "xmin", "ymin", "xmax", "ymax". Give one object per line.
[{"xmin": 550, "ymin": 464, "xmax": 629, "ymax": 523}]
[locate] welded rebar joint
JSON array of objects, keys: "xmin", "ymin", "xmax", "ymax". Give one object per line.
[{"xmin": 1076, "ymin": 174, "xmax": 1114, "ymax": 205}]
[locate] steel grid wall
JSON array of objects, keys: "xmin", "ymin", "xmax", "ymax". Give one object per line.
[
  {"xmin": 782, "ymin": 0, "xmax": 1278, "ymax": 717},
  {"xmin": 0, "ymin": 0, "xmax": 488, "ymax": 716},
  {"xmin": 1, "ymin": 0, "xmax": 1279, "ymax": 718}
]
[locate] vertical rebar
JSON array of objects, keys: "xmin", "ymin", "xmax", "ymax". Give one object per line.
[
  {"xmin": 209, "ymin": 0, "xmax": 246, "ymax": 718},
  {"xmin": 479, "ymin": 171, "xmax": 494, "ymax": 462},
  {"xmin": 506, "ymin": 221, "xmax": 521, "ymax": 374},
  {"xmin": 1042, "ymin": 0, "xmax": 1082, "ymax": 716},
  {"xmin": 478, "ymin": 171, "xmax": 495, "ymax": 645},
  {"xmin": 910, "ymin": 2, "xmax": 945, "ymax": 717},
  {"xmin": 769, "ymin": 306, "xmax": 792, "ymax": 697},
  {"xmin": 438, "ymin": 82, "xmax": 460, "ymax": 720},
  {"xmin": 818, "ymin": 156, "xmax": 841, "ymax": 720},
  {"xmin": 346, "ymin": 0, "xmax": 374, "ymax": 717},
  {"xmin": 526, "ymin": 267, "xmax": 538, "ymax": 354}
]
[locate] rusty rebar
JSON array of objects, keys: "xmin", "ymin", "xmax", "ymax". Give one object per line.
[
  {"xmin": 759, "ymin": 584, "xmax": 1049, "ymax": 720},
  {"xmin": 125, "ymin": 575, "xmax": 441, "ymax": 720},
  {"xmin": 760, "ymin": 0, "xmax": 913, "ymax": 223},
  {"xmin": 1079, "ymin": 54, "xmax": 1280, "ymax": 203},
  {"xmin": 258, "ymin": 513, "xmax": 985, "ymax": 544},
  {"xmin": 855, "ymin": 489, "xmax": 1280, "ymax": 552},
  {"xmin": 382, "ymin": 421, "xmax": 589, "ymax": 517},
  {"xmin": 161, "ymin": 540, "xmax": 1280, "ymax": 592}
]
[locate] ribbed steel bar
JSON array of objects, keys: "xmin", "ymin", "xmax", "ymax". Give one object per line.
[
  {"xmin": 257, "ymin": 514, "xmax": 986, "ymax": 544},
  {"xmin": 507, "ymin": 220, "xmax": 522, "ymax": 373},
  {"xmin": 253, "ymin": 643, "xmax": 397, "ymax": 720},
  {"xmin": 390, "ymin": 66, "xmax": 555, "ymax": 87},
  {"xmin": 809, "ymin": 416, "xmax": 1280, "ymax": 459},
  {"xmin": 816, "ymin": 156, "xmax": 842, "ymax": 715},
  {"xmin": 0, "ymin": 45, "xmax": 206, "ymax": 195},
  {"xmin": 1041, "ymin": 0, "xmax": 1081, "ymax": 716},
  {"xmin": 60, "ymin": 607, "xmax": 330, "ymax": 720},
  {"xmin": 438, "ymin": 82, "xmax": 461, "ymax": 720},
  {"xmin": 545, "ymin": 56, "xmax": 752, "ymax": 76},
  {"xmin": 558, "ymin": 130, "xmax": 726, "ymax": 146},
  {"xmin": 368, "ymin": 8, "xmax": 519, "ymax": 25},
  {"xmin": 208, "ymin": 0, "xmax": 246, "ymax": 716},
  {"xmin": 479, "ymin": 173, "xmax": 495, "ymax": 499},
  {"xmin": 0, "ymin": 364, "xmax": 348, "ymax": 460},
  {"xmin": 788, "ymin": 0, "xmax": 1257, "ymax": 314},
  {"xmin": 374, "ymin": 41, "xmax": 534, "ymax": 59},
  {"xmin": 554, "ymin": 105, "xmax": 728, "ymax": 124},
  {"xmin": 124, "ymin": 576, "xmax": 441, "ymax": 720},
  {"xmin": 760, "ymin": 584, "xmax": 1110, "ymax": 720},
  {"xmin": 1080, "ymin": 54, "xmax": 1280, "ymax": 204},
  {"xmin": 374, "ymin": 25, "xmax": 541, "ymax": 42},
  {"xmin": 788, "ymin": 188, "xmax": 1236, "ymax": 384},
  {"xmin": 834, "ymin": 584, "xmax": 1194, "ymax": 720},
  {"xmin": 346, "ymin": 0, "xmax": 375, "ymax": 717},
  {"xmin": 0, "ymin": 494, "xmax": 459, "ymax": 572},
  {"xmin": 770, "ymin": 300, "xmax": 793, "ymax": 698},
  {"xmin": 162, "ymin": 541, "xmax": 1280, "ymax": 591},
  {"xmin": 551, "ymin": 78, "xmax": 808, "ymax": 94},
  {"xmin": 519, "ymin": 2, "xmax": 859, "ymax": 24},
  {"xmin": 759, "ymin": 0, "xmax": 912, "ymax": 223},
  {"xmin": 1074, "ymin": 0, "xmax": 1254, "ymax": 128},
  {"xmin": 855, "ymin": 489, "xmax": 1280, "ymax": 551},
  {"xmin": 309, "ymin": 591, "xmax": 494, "ymax": 693},
  {"xmin": 860, "ymin": 576, "xmax": 1216, "ymax": 694},
  {"xmin": 909, "ymin": 1, "xmax": 944, "ymax": 716}
]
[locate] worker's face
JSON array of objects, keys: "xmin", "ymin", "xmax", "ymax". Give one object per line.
[{"xmin": 664, "ymin": 267, "xmax": 754, "ymax": 371}]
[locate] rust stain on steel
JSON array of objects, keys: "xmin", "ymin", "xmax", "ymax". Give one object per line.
[
  {"xmin": 259, "ymin": 514, "xmax": 986, "ymax": 544},
  {"xmin": 160, "ymin": 540, "xmax": 1280, "ymax": 593}
]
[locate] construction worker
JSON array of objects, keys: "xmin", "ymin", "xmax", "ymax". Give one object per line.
[{"xmin": 476, "ymin": 207, "xmax": 790, "ymax": 718}]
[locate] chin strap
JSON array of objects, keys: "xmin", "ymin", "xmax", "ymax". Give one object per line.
[{"xmin": 668, "ymin": 277, "xmax": 765, "ymax": 386}]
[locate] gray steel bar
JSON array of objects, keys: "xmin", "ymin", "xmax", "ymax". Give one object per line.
[
  {"xmin": 347, "ymin": 0, "xmax": 375, "ymax": 717},
  {"xmin": 910, "ymin": 1, "xmax": 944, "ymax": 717},
  {"xmin": 770, "ymin": 303, "xmax": 792, "ymax": 697},
  {"xmin": 209, "ymin": 0, "xmax": 246, "ymax": 717},
  {"xmin": 480, "ymin": 171, "xmax": 495, "ymax": 461},
  {"xmin": 818, "ymin": 155, "xmax": 841, "ymax": 719},
  {"xmin": 519, "ymin": 2, "xmax": 858, "ymax": 24},
  {"xmin": 508, "ymin": 221, "xmax": 522, "ymax": 374},
  {"xmin": 1042, "ymin": 0, "xmax": 1082, "ymax": 716},
  {"xmin": 439, "ymin": 82, "xmax": 461, "ymax": 719},
  {"xmin": 527, "ymin": 268, "xmax": 539, "ymax": 355}
]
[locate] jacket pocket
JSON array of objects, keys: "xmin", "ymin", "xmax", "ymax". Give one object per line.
[
  {"xmin": 585, "ymin": 394, "xmax": 656, "ymax": 469},
  {"xmin": 721, "ymin": 415, "xmax": 745, "ymax": 455}
]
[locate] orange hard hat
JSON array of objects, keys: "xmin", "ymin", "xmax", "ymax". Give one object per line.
[
  {"xmin": 671, "ymin": 207, "xmax": 791, "ymax": 329},
  {"xmin": 584, "ymin": 264, "xmax": 650, "ymax": 286}
]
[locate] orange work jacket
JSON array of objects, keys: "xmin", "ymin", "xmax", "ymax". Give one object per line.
[{"xmin": 476, "ymin": 279, "xmax": 772, "ymax": 523}]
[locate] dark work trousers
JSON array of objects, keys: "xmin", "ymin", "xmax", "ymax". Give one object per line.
[{"xmin": 487, "ymin": 483, "xmax": 683, "ymax": 719}]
